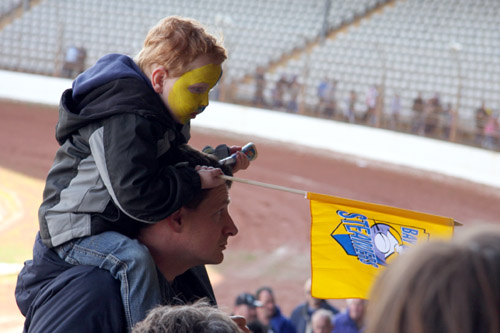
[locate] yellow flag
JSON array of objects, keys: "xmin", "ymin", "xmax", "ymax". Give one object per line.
[{"xmin": 308, "ymin": 192, "xmax": 456, "ymax": 299}]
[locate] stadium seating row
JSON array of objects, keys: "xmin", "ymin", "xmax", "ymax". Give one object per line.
[{"xmin": 0, "ymin": 0, "xmax": 498, "ymax": 134}]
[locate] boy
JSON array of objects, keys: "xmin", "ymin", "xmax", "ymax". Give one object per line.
[{"xmin": 38, "ymin": 16, "xmax": 248, "ymax": 330}]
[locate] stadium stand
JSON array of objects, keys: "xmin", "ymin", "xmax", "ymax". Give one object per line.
[
  {"xmin": 267, "ymin": 0, "xmax": 500, "ymax": 135},
  {"xmin": 0, "ymin": 0, "xmax": 22, "ymax": 19},
  {"xmin": 0, "ymin": 0, "xmax": 498, "ymax": 149},
  {"xmin": 0, "ymin": 0, "xmax": 386, "ymax": 79}
]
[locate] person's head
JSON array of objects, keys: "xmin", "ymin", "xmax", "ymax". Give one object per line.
[
  {"xmin": 132, "ymin": 298, "xmax": 241, "ymax": 333},
  {"xmin": 255, "ymin": 286, "xmax": 276, "ymax": 324},
  {"xmin": 135, "ymin": 16, "xmax": 227, "ymax": 124},
  {"xmin": 233, "ymin": 293, "xmax": 261, "ymax": 323},
  {"xmin": 138, "ymin": 145, "xmax": 237, "ymax": 282},
  {"xmin": 303, "ymin": 278, "xmax": 324, "ymax": 309},
  {"xmin": 346, "ymin": 298, "xmax": 366, "ymax": 325},
  {"xmin": 311, "ymin": 309, "xmax": 335, "ymax": 333},
  {"xmin": 366, "ymin": 225, "xmax": 500, "ymax": 333}
]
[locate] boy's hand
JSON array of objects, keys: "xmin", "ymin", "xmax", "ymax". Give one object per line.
[
  {"xmin": 229, "ymin": 146, "xmax": 250, "ymax": 173},
  {"xmin": 230, "ymin": 315, "xmax": 250, "ymax": 333},
  {"xmin": 196, "ymin": 165, "xmax": 225, "ymax": 189}
]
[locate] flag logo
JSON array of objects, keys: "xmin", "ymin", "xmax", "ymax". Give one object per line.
[{"xmin": 331, "ymin": 210, "xmax": 430, "ymax": 268}]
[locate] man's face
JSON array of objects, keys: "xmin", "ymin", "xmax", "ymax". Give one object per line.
[
  {"xmin": 256, "ymin": 290, "xmax": 275, "ymax": 321},
  {"xmin": 160, "ymin": 54, "xmax": 222, "ymax": 124},
  {"xmin": 312, "ymin": 316, "xmax": 333, "ymax": 333},
  {"xmin": 347, "ymin": 299, "xmax": 365, "ymax": 322},
  {"xmin": 181, "ymin": 184, "xmax": 237, "ymax": 265},
  {"xmin": 233, "ymin": 304, "xmax": 257, "ymax": 322},
  {"xmin": 304, "ymin": 281, "xmax": 323, "ymax": 309}
]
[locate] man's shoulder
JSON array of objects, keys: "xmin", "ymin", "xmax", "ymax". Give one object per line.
[
  {"xmin": 334, "ymin": 311, "xmax": 353, "ymax": 327},
  {"xmin": 320, "ymin": 300, "xmax": 340, "ymax": 314},
  {"xmin": 271, "ymin": 307, "xmax": 296, "ymax": 332},
  {"xmin": 290, "ymin": 302, "xmax": 307, "ymax": 317},
  {"xmin": 25, "ymin": 265, "xmax": 126, "ymax": 332}
]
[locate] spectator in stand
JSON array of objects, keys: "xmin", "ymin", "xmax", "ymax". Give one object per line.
[
  {"xmin": 411, "ymin": 92, "xmax": 425, "ymax": 134},
  {"xmin": 272, "ymin": 74, "xmax": 287, "ymax": 110},
  {"xmin": 475, "ymin": 101, "xmax": 489, "ymax": 145},
  {"xmin": 253, "ymin": 67, "xmax": 266, "ymax": 108},
  {"xmin": 61, "ymin": 45, "xmax": 87, "ymax": 79},
  {"xmin": 311, "ymin": 309, "xmax": 335, "ymax": 333},
  {"xmin": 316, "ymin": 77, "xmax": 330, "ymax": 116},
  {"xmin": 482, "ymin": 111, "xmax": 499, "ymax": 150},
  {"xmin": 365, "ymin": 224, "xmax": 500, "ymax": 333},
  {"xmin": 256, "ymin": 286, "xmax": 296, "ymax": 333},
  {"xmin": 424, "ymin": 93, "xmax": 442, "ymax": 136},
  {"xmin": 132, "ymin": 298, "xmax": 248, "ymax": 333},
  {"xmin": 343, "ymin": 90, "xmax": 357, "ymax": 123},
  {"xmin": 286, "ymin": 75, "xmax": 300, "ymax": 114},
  {"xmin": 389, "ymin": 92, "xmax": 401, "ymax": 130},
  {"xmin": 362, "ymin": 85, "xmax": 378, "ymax": 125},
  {"xmin": 333, "ymin": 299, "xmax": 366, "ymax": 333},
  {"xmin": 290, "ymin": 278, "xmax": 339, "ymax": 333},
  {"xmin": 233, "ymin": 292, "xmax": 266, "ymax": 332},
  {"xmin": 316, "ymin": 78, "xmax": 337, "ymax": 118},
  {"xmin": 441, "ymin": 103, "xmax": 455, "ymax": 140}
]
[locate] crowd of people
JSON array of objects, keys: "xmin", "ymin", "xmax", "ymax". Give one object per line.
[
  {"xmin": 227, "ymin": 281, "xmax": 365, "ymax": 333},
  {"xmin": 251, "ymin": 74, "xmax": 500, "ymax": 151}
]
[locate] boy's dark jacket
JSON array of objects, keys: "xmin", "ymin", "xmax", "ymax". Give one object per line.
[
  {"xmin": 39, "ymin": 53, "xmax": 201, "ymax": 248},
  {"xmin": 15, "ymin": 233, "xmax": 216, "ymax": 332}
]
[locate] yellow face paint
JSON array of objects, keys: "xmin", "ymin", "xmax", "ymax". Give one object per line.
[{"xmin": 167, "ymin": 63, "xmax": 222, "ymax": 124}]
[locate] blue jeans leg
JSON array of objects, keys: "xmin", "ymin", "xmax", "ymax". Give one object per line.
[{"xmin": 55, "ymin": 231, "xmax": 161, "ymax": 330}]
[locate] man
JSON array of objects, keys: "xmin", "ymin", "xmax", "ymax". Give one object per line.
[
  {"xmin": 15, "ymin": 146, "xmax": 241, "ymax": 332},
  {"xmin": 234, "ymin": 292, "xmax": 262, "ymax": 323},
  {"xmin": 333, "ymin": 299, "xmax": 366, "ymax": 333},
  {"xmin": 475, "ymin": 101, "xmax": 489, "ymax": 144},
  {"xmin": 311, "ymin": 309, "xmax": 335, "ymax": 333},
  {"xmin": 290, "ymin": 278, "xmax": 339, "ymax": 333},
  {"xmin": 256, "ymin": 286, "xmax": 296, "ymax": 333},
  {"xmin": 233, "ymin": 292, "xmax": 267, "ymax": 332}
]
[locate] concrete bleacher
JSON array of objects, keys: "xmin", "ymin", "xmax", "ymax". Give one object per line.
[
  {"xmin": 0, "ymin": 0, "xmax": 22, "ymax": 19},
  {"xmin": 0, "ymin": 0, "xmax": 386, "ymax": 82},
  {"xmin": 266, "ymin": 0, "xmax": 500, "ymax": 133},
  {"xmin": 1, "ymin": 69, "xmax": 499, "ymax": 190}
]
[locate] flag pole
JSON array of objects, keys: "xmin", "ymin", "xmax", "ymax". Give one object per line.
[{"xmin": 220, "ymin": 175, "xmax": 307, "ymax": 197}]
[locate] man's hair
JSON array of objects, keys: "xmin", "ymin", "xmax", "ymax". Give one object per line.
[
  {"xmin": 135, "ymin": 16, "xmax": 227, "ymax": 77},
  {"xmin": 132, "ymin": 298, "xmax": 240, "ymax": 333},
  {"xmin": 366, "ymin": 225, "xmax": 500, "ymax": 333},
  {"xmin": 173, "ymin": 144, "xmax": 232, "ymax": 210},
  {"xmin": 255, "ymin": 286, "xmax": 274, "ymax": 300},
  {"xmin": 311, "ymin": 309, "xmax": 334, "ymax": 327}
]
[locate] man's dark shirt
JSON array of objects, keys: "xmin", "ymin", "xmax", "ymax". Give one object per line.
[{"xmin": 16, "ymin": 233, "xmax": 216, "ymax": 332}]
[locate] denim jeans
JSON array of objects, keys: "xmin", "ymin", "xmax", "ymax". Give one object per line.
[{"xmin": 55, "ymin": 231, "xmax": 161, "ymax": 331}]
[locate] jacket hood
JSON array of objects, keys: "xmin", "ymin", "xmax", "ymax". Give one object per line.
[
  {"xmin": 15, "ymin": 233, "xmax": 73, "ymax": 316},
  {"xmin": 55, "ymin": 53, "xmax": 174, "ymax": 144},
  {"xmin": 72, "ymin": 53, "xmax": 150, "ymax": 103}
]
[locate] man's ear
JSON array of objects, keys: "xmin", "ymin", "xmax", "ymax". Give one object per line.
[
  {"xmin": 165, "ymin": 208, "xmax": 184, "ymax": 233},
  {"xmin": 151, "ymin": 66, "xmax": 168, "ymax": 93}
]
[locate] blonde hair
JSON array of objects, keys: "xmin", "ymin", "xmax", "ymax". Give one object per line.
[
  {"xmin": 366, "ymin": 225, "xmax": 500, "ymax": 333},
  {"xmin": 132, "ymin": 299, "xmax": 240, "ymax": 333},
  {"xmin": 135, "ymin": 16, "xmax": 226, "ymax": 77}
]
